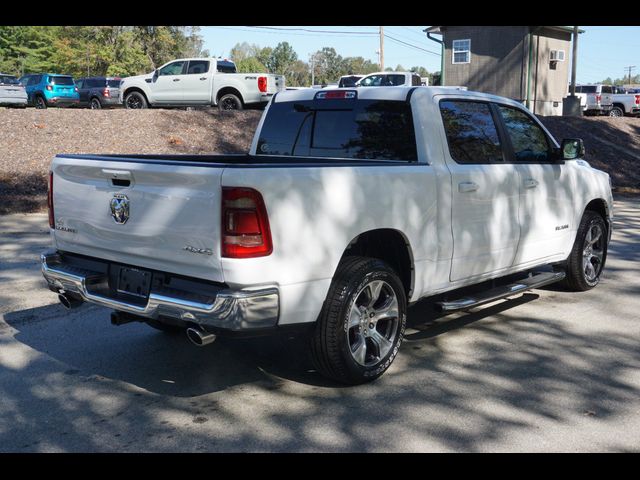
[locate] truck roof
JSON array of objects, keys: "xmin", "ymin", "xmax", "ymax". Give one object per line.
[{"xmin": 272, "ymin": 86, "xmax": 528, "ymax": 109}]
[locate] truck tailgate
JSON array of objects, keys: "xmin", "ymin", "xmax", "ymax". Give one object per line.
[{"xmin": 51, "ymin": 156, "xmax": 225, "ymax": 283}]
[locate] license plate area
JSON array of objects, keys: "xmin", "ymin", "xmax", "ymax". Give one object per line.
[{"xmin": 116, "ymin": 266, "xmax": 151, "ymax": 298}]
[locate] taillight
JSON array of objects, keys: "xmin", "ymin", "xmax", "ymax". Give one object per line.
[
  {"xmin": 46, "ymin": 85, "xmax": 53, "ymax": 91},
  {"xmin": 595, "ymin": 94, "xmax": 601, "ymax": 103},
  {"xmin": 258, "ymin": 76, "xmax": 267, "ymax": 93},
  {"xmin": 47, "ymin": 171, "xmax": 54, "ymax": 229},
  {"xmin": 221, "ymin": 187, "xmax": 272, "ymax": 258},
  {"xmin": 635, "ymin": 95, "xmax": 640, "ymax": 105},
  {"xmin": 74, "ymin": 86, "xmax": 79, "ymax": 93},
  {"xmin": 103, "ymin": 88, "xmax": 110, "ymax": 97}
]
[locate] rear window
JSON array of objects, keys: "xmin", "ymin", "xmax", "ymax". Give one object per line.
[
  {"xmin": 50, "ymin": 76, "xmax": 74, "ymax": 85},
  {"xmin": 257, "ymin": 99, "xmax": 417, "ymax": 161},
  {"xmin": 0, "ymin": 75, "xmax": 19, "ymax": 85},
  {"xmin": 217, "ymin": 61, "xmax": 237, "ymax": 73},
  {"xmin": 576, "ymin": 85, "xmax": 597, "ymax": 94},
  {"xmin": 107, "ymin": 79, "xmax": 122, "ymax": 88}
]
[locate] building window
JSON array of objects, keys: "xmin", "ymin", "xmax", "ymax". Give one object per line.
[{"xmin": 452, "ymin": 39, "xmax": 471, "ymax": 64}]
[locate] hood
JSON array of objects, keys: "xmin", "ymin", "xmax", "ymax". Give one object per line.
[{"xmin": 121, "ymin": 72, "xmax": 153, "ymax": 85}]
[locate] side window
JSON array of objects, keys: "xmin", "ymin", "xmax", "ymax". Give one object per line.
[
  {"xmin": 158, "ymin": 61, "xmax": 185, "ymax": 76},
  {"xmin": 187, "ymin": 60, "xmax": 209, "ymax": 75},
  {"xmin": 31, "ymin": 75, "xmax": 42, "ymax": 85},
  {"xmin": 411, "ymin": 75, "xmax": 421, "ymax": 86},
  {"xmin": 76, "ymin": 79, "xmax": 85, "ymax": 89},
  {"xmin": 497, "ymin": 105, "xmax": 551, "ymax": 162},
  {"xmin": 439, "ymin": 100, "xmax": 503, "ymax": 164},
  {"xmin": 360, "ymin": 75, "xmax": 384, "ymax": 87},
  {"xmin": 387, "ymin": 75, "xmax": 405, "ymax": 86},
  {"xmin": 601, "ymin": 85, "xmax": 612, "ymax": 94}
]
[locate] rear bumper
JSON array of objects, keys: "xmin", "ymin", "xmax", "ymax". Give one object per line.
[
  {"xmin": 0, "ymin": 96, "xmax": 28, "ymax": 106},
  {"xmin": 48, "ymin": 97, "xmax": 80, "ymax": 106},
  {"xmin": 41, "ymin": 251, "xmax": 279, "ymax": 331}
]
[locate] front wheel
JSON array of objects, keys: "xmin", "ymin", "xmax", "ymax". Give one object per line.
[
  {"xmin": 559, "ymin": 210, "xmax": 608, "ymax": 291},
  {"xmin": 311, "ymin": 256, "xmax": 407, "ymax": 385},
  {"xmin": 218, "ymin": 93, "xmax": 243, "ymax": 111},
  {"xmin": 124, "ymin": 91, "xmax": 148, "ymax": 109},
  {"xmin": 35, "ymin": 96, "xmax": 47, "ymax": 109}
]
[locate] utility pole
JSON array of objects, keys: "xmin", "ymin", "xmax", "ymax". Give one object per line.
[
  {"xmin": 563, "ymin": 26, "xmax": 581, "ymax": 116},
  {"xmin": 625, "ymin": 65, "xmax": 636, "ymax": 85},
  {"xmin": 379, "ymin": 26, "xmax": 384, "ymax": 71},
  {"xmin": 310, "ymin": 54, "xmax": 315, "ymax": 87}
]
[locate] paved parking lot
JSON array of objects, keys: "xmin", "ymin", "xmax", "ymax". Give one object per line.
[{"xmin": 1, "ymin": 199, "xmax": 639, "ymax": 452}]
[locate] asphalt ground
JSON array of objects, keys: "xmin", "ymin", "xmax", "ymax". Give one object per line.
[{"xmin": 0, "ymin": 198, "xmax": 638, "ymax": 452}]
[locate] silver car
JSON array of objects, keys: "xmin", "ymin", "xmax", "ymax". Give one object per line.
[{"xmin": 0, "ymin": 73, "xmax": 28, "ymax": 107}]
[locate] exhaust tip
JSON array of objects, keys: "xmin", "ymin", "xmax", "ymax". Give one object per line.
[
  {"xmin": 186, "ymin": 327, "xmax": 216, "ymax": 347},
  {"xmin": 58, "ymin": 293, "xmax": 82, "ymax": 309}
]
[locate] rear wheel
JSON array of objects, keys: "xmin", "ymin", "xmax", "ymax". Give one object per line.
[
  {"xmin": 35, "ymin": 95, "xmax": 47, "ymax": 109},
  {"xmin": 90, "ymin": 97, "xmax": 102, "ymax": 109},
  {"xmin": 218, "ymin": 93, "xmax": 243, "ymax": 111},
  {"xmin": 124, "ymin": 91, "xmax": 147, "ymax": 109},
  {"xmin": 609, "ymin": 106, "xmax": 624, "ymax": 117},
  {"xmin": 559, "ymin": 210, "xmax": 608, "ymax": 291},
  {"xmin": 311, "ymin": 256, "xmax": 406, "ymax": 385}
]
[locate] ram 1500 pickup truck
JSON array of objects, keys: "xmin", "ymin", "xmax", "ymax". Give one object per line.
[
  {"xmin": 42, "ymin": 87, "xmax": 613, "ymax": 385},
  {"xmin": 120, "ymin": 57, "xmax": 285, "ymax": 110}
]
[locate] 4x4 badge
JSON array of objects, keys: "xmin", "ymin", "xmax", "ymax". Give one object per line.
[{"xmin": 110, "ymin": 194, "xmax": 129, "ymax": 224}]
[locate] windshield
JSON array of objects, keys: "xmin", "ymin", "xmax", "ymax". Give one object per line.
[
  {"xmin": 0, "ymin": 75, "xmax": 20, "ymax": 85},
  {"xmin": 257, "ymin": 99, "xmax": 417, "ymax": 161},
  {"xmin": 50, "ymin": 76, "xmax": 74, "ymax": 86}
]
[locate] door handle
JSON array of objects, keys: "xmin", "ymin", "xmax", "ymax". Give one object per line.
[
  {"xmin": 199, "ymin": 77, "xmax": 207, "ymax": 81},
  {"xmin": 173, "ymin": 78, "xmax": 180, "ymax": 82},
  {"xmin": 524, "ymin": 178, "xmax": 539, "ymax": 189},
  {"xmin": 458, "ymin": 181, "xmax": 479, "ymax": 193}
]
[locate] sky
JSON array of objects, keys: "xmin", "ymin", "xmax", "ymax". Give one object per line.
[{"xmin": 200, "ymin": 26, "xmax": 640, "ymax": 84}]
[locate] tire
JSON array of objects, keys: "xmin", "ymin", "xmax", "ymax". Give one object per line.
[
  {"xmin": 609, "ymin": 106, "xmax": 624, "ymax": 117},
  {"xmin": 145, "ymin": 319, "xmax": 185, "ymax": 334},
  {"xmin": 90, "ymin": 97, "xmax": 102, "ymax": 109},
  {"xmin": 311, "ymin": 256, "xmax": 407, "ymax": 385},
  {"xmin": 124, "ymin": 91, "xmax": 148, "ymax": 109},
  {"xmin": 559, "ymin": 210, "xmax": 608, "ymax": 291},
  {"xmin": 35, "ymin": 95, "xmax": 47, "ymax": 109},
  {"xmin": 217, "ymin": 93, "xmax": 243, "ymax": 111}
]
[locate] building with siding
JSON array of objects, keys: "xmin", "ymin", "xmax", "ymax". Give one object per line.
[{"xmin": 425, "ymin": 26, "xmax": 583, "ymax": 116}]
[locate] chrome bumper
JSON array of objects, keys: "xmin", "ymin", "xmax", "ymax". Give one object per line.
[{"xmin": 41, "ymin": 252, "xmax": 279, "ymax": 331}]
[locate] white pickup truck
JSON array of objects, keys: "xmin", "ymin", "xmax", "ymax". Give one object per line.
[
  {"xmin": 356, "ymin": 71, "xmax": 423, "ymax": 87},
  {"xmin": 120, "ymin": 57, "xmax": 285, "ymax": 110},
  {"xmin": 610, "ymin": 86, "xmax": 640, "ymax": 117},
  {"xmin": 42, "ymin": 87, "xmax": 613, "ymax": 385}
]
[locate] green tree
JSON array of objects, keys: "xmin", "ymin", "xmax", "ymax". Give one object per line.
[
  {"xmin": 236, "ymin": 57, "xmax": 267, "ymax": 74},
  {"xmin": 267, "ymin": 41, "xmax": 298, "ymax": 76}
]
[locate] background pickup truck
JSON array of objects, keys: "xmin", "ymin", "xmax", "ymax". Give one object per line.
[
  {"xmin": 120, "ymin": 57, "xmax": 285, "ymax": 110},
  {"xmin": 42, "ymin": 87, "xmax": 613, "ymax": 385},
  {"xmin": 610, "ymin": 85, "xmax": 640, "ymax": 117},
  {"xmin": 574, "ymin": 84, "xmax": 613, "ymax": 116}
]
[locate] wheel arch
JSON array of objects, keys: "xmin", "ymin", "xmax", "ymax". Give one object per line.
[
  {"xmin": 612, "ymin": 102, "xmax": 626, "ymax": 113},
  {"xmin": 216, "ymin": 86, "xmax": 244, "ymax": 106},
  {"xmin": 123, "ymin": 87, "xmax": 149, "ymax": 104},
  {"xmin": 339, "ymin": 228, "xmax": 415, "ymax": 299}
]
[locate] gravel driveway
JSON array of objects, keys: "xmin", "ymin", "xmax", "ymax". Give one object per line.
[{"xmin": 0, "ymin": 199, "xmax": 638, "ymax": 452}]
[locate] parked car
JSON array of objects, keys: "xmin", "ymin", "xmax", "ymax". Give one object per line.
[
  {"xmin": 609, "ymin": 85, "xmax": 640, "ymax": 117},
  {"xmin": 356, "ymin": 71, "xmax": 423, "ymax": 87},
  {"xmin": 574, "ymin": 84, "xmax": 613, "ymax": 116},
  {"xmin": 119, "ymin": 57, "xmax": 285, "ymax": 110},
  {"xmin": 18, "ymin": 73, "xmax": 80, "ymax": 109},
  {"xmin": 0, "ymin": 73, "xmax": 28, "ymax": 107},
  {"xmin": 76, "ymin": 77, "xmax": 122, "ymax": 109},
  {"xmin": 338, "ymin": 75, "xmax": 364, "ymax": 88},
  {"xmin": 42, "ymin": 86, "xmax": 612, "ymax": 385}
]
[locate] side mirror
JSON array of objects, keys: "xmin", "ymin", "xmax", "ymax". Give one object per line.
[
  {"xmin": 561, "ymin": 138, "xmax": 585, "ymax": 160},
  {"xmin": 153, "ymin": 69, "xmax": 159, "ymax": 80}
]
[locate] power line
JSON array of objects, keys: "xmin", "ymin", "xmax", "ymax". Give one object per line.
[
  {"xmin": 246, "ymin": 26, "xmax": 378, "ymax": 35},
  {"xmin": 384, "ymin": 33, "xmax": 440, "ymax": 56},
  {"xmin": 208, "ymin": 26, "xmax": 377, "ymax": 37}
]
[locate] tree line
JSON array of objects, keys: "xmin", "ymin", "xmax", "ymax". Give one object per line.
[
  {"xmin": 0, "ymin": 27, "xmax": 436, "ymax": 86},
  {"xmin": 600, "ymin": 74, "xmax": 640, "ymax": 86},
  {"xmin": 230, "ymin": 41, "xmax": 435, "ymax": 87},
  {"xmin": 0, "ymin": 26, "xmax": 207, "ymax": 78}
]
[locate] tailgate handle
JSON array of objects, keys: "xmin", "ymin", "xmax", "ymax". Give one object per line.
[{"xmin": 102, "ymin": 169, "xmax": 133, "ymax": 188}]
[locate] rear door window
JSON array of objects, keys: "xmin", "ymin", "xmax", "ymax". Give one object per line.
[
  {"xmin": 257, "ymin": 99, "xmax": 417, "ymax": 161},
  {"xmin": 187, "ymin": 60, "xmax": 210, "ymax": 74},
  {"xmin": 439, "ymin": 100, "xmax": 504, "ymax": 164},
  {"xmin": 107, "ymin": 79, "xmax": 122, "ymax": 88}
]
